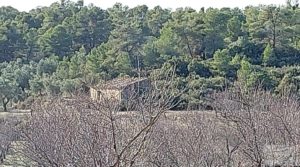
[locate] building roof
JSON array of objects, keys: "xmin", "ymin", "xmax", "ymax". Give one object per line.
[{"xmin": 91, "ymin": 77, "xmax": 148, "ymax": 90}]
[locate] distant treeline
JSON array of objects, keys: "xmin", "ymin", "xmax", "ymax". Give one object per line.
[{"xmin": 0, "ymin": 0, "xmax": 300, "ymax": 110}]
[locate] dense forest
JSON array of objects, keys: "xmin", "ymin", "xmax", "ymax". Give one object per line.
[{"xmin": 0, "ymin": 0, "xmax": 300, "ymax": 111}]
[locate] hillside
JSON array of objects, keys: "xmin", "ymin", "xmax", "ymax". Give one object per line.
[{"xmin": 0, "ymin": 1, "xmax": 299, "ymax": 110}]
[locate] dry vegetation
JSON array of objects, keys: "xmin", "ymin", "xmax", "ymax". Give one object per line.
[
  {"xmin": 1, "ymin": 83, "xmax": 300, "ymax": 167},
  {"xmin": 0, "ymin": 114, "xmax": 24, "ymax": 165}
]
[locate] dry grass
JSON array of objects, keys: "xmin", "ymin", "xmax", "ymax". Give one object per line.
[{"xmin": 0, "ymin": 142, "xmax": 34, "ymax": 167}]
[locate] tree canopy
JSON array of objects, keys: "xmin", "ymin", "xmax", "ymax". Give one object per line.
[{"xmin": 0, "ymin": 1, "xmax": 300, "ymax": 110}]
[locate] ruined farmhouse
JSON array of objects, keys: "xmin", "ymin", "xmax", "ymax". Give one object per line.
[{"xmin": 90, "ymin": 77, "xmax": 149, "ymax": 103}]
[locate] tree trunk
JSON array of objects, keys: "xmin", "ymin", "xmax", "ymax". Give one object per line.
[
  {"xmin": 184, "ymin": 33, "xmax": 194, "ymax": 58},
  {"xmin": 272, "ymin": 23, "xmax": 276, "ymax": 49},
  {"xmin": 2, "ymin": 98, "xmax": 9, "ymax": 112}
]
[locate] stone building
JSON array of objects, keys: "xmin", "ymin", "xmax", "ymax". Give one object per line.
[{"xmin": 90, "ymin": 77, "xmax": 149, "ymax": 103}]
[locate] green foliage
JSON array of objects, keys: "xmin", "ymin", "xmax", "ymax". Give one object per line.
[
  {"xmin": 0, "ymin": 77, "xmax": 20, "ymax": 111},
  {"xmin": 238, "ymin": 59, "xmax": 277, "ymax": 90},
  {"xmin": 187, "ymin": 59, "xmax": 212, "ymax": 77},
  {"xmin": 29, "ymin": 76, "xmax": 44, "ymax": 96},
  {"xmin": 60, "ymin": 79, "xmax": 81, "ymax": 96},
  {"xmin": 37, "ymin": 56, "xmax": 59, "ymax": 76},
  {"xmin": 211, "ymin": 49, "xmax": 233, "ymax": 77},
  {"xmin": 142, "ymin": 37, "xmax": 163, "ymax": 69},
  {"xmin": 184, "ymin": 75, "xmax": 226, "ymax": 109},
  {"xmin": 38, "ymin": 25, "xmax": 72, "ymax": 57},
  {"xmin": 0, "ymin": 3, "xmax": 299, "ymax": 109},
  {"xmin": 43, "ymin": 76, "xmax": 61, "ymax": 96},
  {"xmin": 276, "ymin": 66, "xmax": 300, "ymax": 95},
  {"xmin": 0, "ymin": 65, "xmax": 23, "ymax": 111},
  {"xmin": 262, "ymin": 43, "xmax": 274, "ymax": 66}
]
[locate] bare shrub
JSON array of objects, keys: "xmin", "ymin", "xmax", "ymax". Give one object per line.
[
  {"xmin": 147, "ymin": 113, "xmax": 221, "ymax": 166},
  {"xmin": 21, "ymin": 76, "xmax": 180, "ymax": 167},
  {"xmin": 212, "ymin": 84, "xmax": 300, "ymax": 166},
  {"xmin": 19, "ymin": 80, "xmax": 300, "ymax": 167},
  {"xmin": 0, "ymin": 116, "xmax": 22, "ymax": 164}
]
